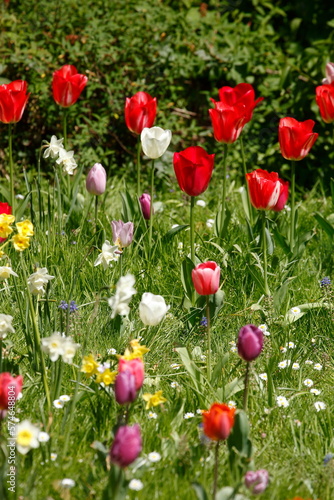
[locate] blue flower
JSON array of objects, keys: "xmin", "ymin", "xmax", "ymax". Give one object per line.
[
  {"xmin": 323, "ymin": 453, "xmax": 334, "ymax": 465},
  {"xmin": 200, "ymin": 317, "xmax": 208, "ymax": 327},
  {"xmin": 58, "ymin": 301, "xmax": 68, "ymax": 310},
  {"xmin": 69, "ymin": 300, "xmax": 78, "ymax": 313},
  {"xmin": 320, "ymin": 277, "xmax": 331, "ymax": 287}
]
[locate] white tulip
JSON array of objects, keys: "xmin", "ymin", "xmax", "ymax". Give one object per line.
[
  {"xmin": 140, "ymin": 127, "xmax": 172, "ymax": 159},
  {"xmin": 139, "ymin": 292, "xmax": 170, "ymax": 326}
]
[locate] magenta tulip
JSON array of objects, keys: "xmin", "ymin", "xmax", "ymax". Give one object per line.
[
  {"xmin": 110, "ymin": 424, "xmax": 142, "ymax": 467},
  {"xmin": 191, "ymin": 262, "xmax": 220, "ymax": 295},
  {"xmin": 139, "ymin": 193, "xmax": 152, "ymax": 220},
  {"xmin": 115, "ymin": 370, "xmax": 137, "ymax": 405},
  {"xmin": 237, "ymin": 324, "xmax": 263, "ymax": 362}
]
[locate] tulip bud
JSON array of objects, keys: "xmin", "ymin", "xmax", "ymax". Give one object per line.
[
  {"xmin": 118, "ymin": 358, "xmax": 144, "ymax": 391},
  {"xmin": 237, "ymin": 324, "xmax": 263, "ymax": 362},
  {"xmin": 139, "ymin": 292, "xmax": 170, "ymax": 326},
  {"xmin": 139, "ymin": 193, "xmax": 152, "ymax": 220},
  {"xmin": 0, "ymin": 372, "xmax": 23, "ymax": 410},
  {"xmin": 322, "ymin": 62, "xmax": 334, "ymax": 85},
  {"xmin": 140, "ymin": 126, "xmax": 172, "ymax": 159},
  {"xmin": 86, "ymin": 163, "xmax": 107, "ymax": 196},
  {"xmin": 111, "ymin": 220, "xmax": 134, "ymax": 248},
  {"xmin": 191, "ymin": 261, "xmax": 220, "ymax": 295},
  {"xmin": 115, "ymin": 370, "xmax": 137, "ymax": 405},
  {"xmin": 244, "ymin": 469, "xmax": 269, "ymax": 495},
  {"xmin": 110, "ymin": 424, "xmax": 142, "ymax": 467},
  {"xmin": 202, "ymin": 403, "xmax": 235, "ymax": 441}
]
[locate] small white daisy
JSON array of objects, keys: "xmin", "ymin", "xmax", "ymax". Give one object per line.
[
  {"xmin": 259, "ymin": 373, "xmax": 268, "ymax": 381},
  {"xmin": 38, "ymin": 432, "xmax": 50, "ymax": 443},
  {"xmin": 310, "ymin": 388, "xmax": 321, "ymax": 396},
  {"xmin": 148, "ymin": 412, "xmax": 158, "ymax": 420},
  {"xmin": 196, "ymin": 200, "xmax": 206, "ymax": 207},
  {"xmin": 170, "ymin": 363, "xmax": 180, "ymax": 370},
  {"xmin": 278, "ymin": 360, "xmax": 289, "ymax": 369},
  {"xmin": 287, "ymin": 342, "xmax": 296, "ymax": 349},
  {"xmin": 59, "ymin": 395, "xmax": 71, "ymax": 402},
  {"xmin": 314, "ymin": 401, "xmax": 326, "ymax": 411},
  {"xmin": 292, "ymin": 363, "xmax": 300, "ymax": 370},
  {"xmin": 258, "ymin": 324, "xmax": 268, "ymax": 332},
  {"xmin": 294, "ymin": 419, "xmax": 302, "ymax": 427},
  {"xmin": 230, "ymin": 346, "xmax": 237, "ymax": 353},
  {"xmin": 184, "ymin": 412, "xmax": 195, "ymax": 419},
  {"xmin": 276, "ymin": 396, "xmax": 289, "ymax": 408},
  {"xmin": 280, "ymin": 347, "xmax": 287, "ymax": 353},
  {"xmin": 314, "ymin": 363, "xmax": 323, "ymax": 371},
  {"xmin": 53, "ymin": 399, "xmax": 64, "ymax": 409},
  {"xmin": 170, "ymin": 381, "xmax": 179, "ymax": 388},
  {"xmin": 148, "ymin": 452, "xmax": 161, "ymax": 463},
  {"xmin": 206, "ymin": 218, "xmax": 215, "ymax": 228},
  {"xmin": 263, "ymin": 330, "xmax": 271, "ymax": 337},
  {"xmin": 50, "ymin": 453, "xmax": 57, "ymax": 461},
  {"xmin": 305, "ymin": 360, "xmax": 313, "ymax": 365},
  {"xmin": 290, "ymin": 306, "xmax": 301, "ymax": 315},
  {"xmin": 228, "ymin": 401, "xmax": 237, "ymax": 409},
  {"xmin": 303, "ymin": 379, "xmax": 314, "ymax": 388},
  {"xmin": 129, "ymin": 479, "xmax": 144, "ymax": 491},
  {"xmin": 60, "ymin": 478, "xmax": 75, "ymax": 488},
  {"xmin": 107, "ymin": 348, "xmax": 117, "ymax": 355},
  {"xmin": 200, "ymin": 354, "xmax": 206, "ymax": 361},
  {"xmin": 311, "ymin": 338, "xmax": 316, "ymax": 344}
]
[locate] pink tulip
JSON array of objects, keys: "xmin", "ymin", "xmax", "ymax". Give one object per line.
[
  {"xmin": 245, "ymin": 469, "xmax": 269, "ymax": 495},
  {"xmin": 110, "ymin": 424, "xmax": 142, "ymax": 467},
  {"xmin": 139, "ymin": 193, "xmax": 152, "ymax": 220},
  {"xmin": 86, "ymin": 163, "xmax": 107, "ymax": 196},
  {"xmin": 191, "ymin": 262, "xmax": 220, "ymax": 295},
  {"xmin": 118, "ymin": 358, "xmax": 144, "ymax": 391},
  {"xmin": 111, "ymin": 220, "xmax": 134, "ymax": 248}
]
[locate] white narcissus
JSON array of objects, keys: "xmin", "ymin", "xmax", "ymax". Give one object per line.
[
  {"xmin": 0, "ymin": 314, "xmax": 15, "ymax": 339},
  {"xmin": 108, "ymin": 274, "xmax": 136, "ymax": 319},
  {"xmin": 139, "ymin": 292, "xmax": 170, "ymax": 326},
  {"xmin": 94, "ymin": 241, "xmax": 119, "ymax": 270},
  {"xmin": 15, "ymin": 420, "xmax": 40, "ymax": 455},
  {"xmin": 140, "ymin": 127, "xmax": 172, "ymax": 159},
  {"xmin": 0, "ymin": 266, "xmax": 18, "ymax": 280},
  {"xmin": 43, "ymin": 135, "xmax": 64, "ymax": 159},
  {"xmin": 27, "ymin": 268, "xmax": 55, "ymax": 296}
]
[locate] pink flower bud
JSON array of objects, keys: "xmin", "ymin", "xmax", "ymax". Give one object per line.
[
  {"xmin": 245, "ymin": 469, "xmax": 269, "ymax": 495},
  {"xmin": 139, "ymin": 193, "xmax": 152, "ymax": 220},
  {"xmin": 115, "ymin": 370, "xmax": 137, "ymax": 405},
  {"xmin": 111, "ymin": 220, "xmax": 134, "ymax": 248},
  {"xmin": 237, "ymin": 324, "xmax": 263, "ymax": 362},
  {"xmin": 191, "ymin": 261, "xmax": 220, "ymax": 295},
  {"xmin": 118, "ymin": 358, "xmax": 144, "ymax": 391},
  {"xmin": 110, "ymin": 424, "xmax": 142, "ymax": 467},
  {"xmin": 86, "ymin": 163, "xmax": 107, "ymax": 196}
]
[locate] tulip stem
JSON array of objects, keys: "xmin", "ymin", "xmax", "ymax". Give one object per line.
[
  {"xmin": 206, "ymin": 296, "xmax": 211, "ymax": 381},
  {"xmin": 94, "ymin": 195, "xmax": 98, "ymax": 232},
  {"xmin": 137, "ymin": 137, "xmax": 141, "ymax": 197},
  {"xmin": 219, "ymin": 143, "xmax": 228, "ymax": 237},
  {"xmin": 190, "ymin": 196, "xmax": 195, "ymax": 263},
  {"xmin": 243, "ymin": 361, "xmax": 251, "ymax": 411},
  {"xmin": 262, "ymin": 211, "xmax": 270, "ymax": 296},
  {"xmin": 8, "ymin": 124, "xmax": 15, "ymax": 213},
  {"xmin": 148, "ymin": 160, "xmax": 155, "ymax": 259},
  {"xmin": 290, "ymin": 161, "xmax": 296, "ymax": 250},
  {"xmin": 0, "ymin": 339, "xmax": 2, "ymax": 373},
  {"xmin": 63, "ymin": 108, "xmax": 68, "ymax": 150},
  {"xmin": 240, "ymin": 136, "xmax": 253, "ymax": 224},
  {"xmin": 213, "ymin": 440, "xmax": 220, "ymax": 500}
]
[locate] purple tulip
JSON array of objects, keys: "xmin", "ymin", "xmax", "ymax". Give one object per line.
[
  {"xmin": 115, "ymin": 370, "xmax": 137, "ymax": 405},
  {"xmin": 139, "ymin": 193, "xmax": 152, "ymax": 220},
  {"xmin": 111, "ymin": 220, "xmax": 134, "ymax": 248},
  {"xmin": 110, "ymin": 424, "xmax": 142, "ymax": 467},
  {"xmin": 86, "ymin": 163, "xmax": 107, "ymax": 195},
  {"xmin": 237, "ymin": 324, "xmax": 263, "ymax": 362},
  {"xmin": 245, "ymin": 469, "xmax": 269, "ymax": 495}
]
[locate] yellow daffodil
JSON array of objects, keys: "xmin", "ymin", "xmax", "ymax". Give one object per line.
[
  {"xmin": 0, "ymin": 223, "xmax": 13, "ymax": 239},
  {"xmin": 16, "ymin": 220, "xmax": 34, "ymax": 237},
  {"xmin": 81, "ymin": 354, "xmax": 100, "ymax": 376},
  {"xmin": 12, "ymin": 234, "xmax": 30, "ymax": 251},
  {"xmin": 0, "ymin": 214, "xmax": 15, "ymax": 225},
  {"xmin": 143, "ymin": 390, "xmax": 167, "ymax": 410},
  {"xmin": 121, "ymin": 338, "xmax": 150, "ymax": 360},
  {"xmin": 95, "ymin": 369, "xmax": 117, "ymax": 385}
]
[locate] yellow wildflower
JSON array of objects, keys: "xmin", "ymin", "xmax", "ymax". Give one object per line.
[
  {"xmin": 96, "ymin": 369, "xmax": 117, "ymax": 385},
  {"xmin": 16, "ymin": 220, "xmax": 34, "ymax": 237},
  {"xmin": 81, "ymin": 354, "xmax": 100, "ymax": 376},
  {"xmin": 143, "ymin": 390, "xmax": 167, "ymax": 410},
  {"xmin": 12, "ymin": 234, "xmax": 30, "ymax": 251},
  {"xmin": 0, "ymin": 223, "xmax": 13, "ymax": 239},
  {"xmin": 122, "ymin": 338, "xmax": 150, "ymax": 360},
  {"xmin": 0, "ymin": 214, "xmax": 15, "ymax": 225}
]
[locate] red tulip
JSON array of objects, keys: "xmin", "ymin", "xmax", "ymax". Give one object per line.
[
  {"xmin": 246, "ymin": 169, "xmax": 289, "ymax": 212},
  {"xmin": 202, "ymin": 402, "xmax": 235, "ymax": 441},
  {"xmin": 110, "ymin": 424, "xmax": 142, "ymax": 467},
  {"xmin": 278, "ymin": 117, "xmax": 318, "ymax": 161},
  {"xmin": 0, "ymin": 202, "xmax": 12, "ymax": 243},
  {"xmin": 118, "ymin": 358, "xmax": 144, "ymax": 391},
  {"xmin": 191, "ymin": 261, "xmax": 220, "ymax": 295},
  {"xmin": 125, "ymin": 91, "xmax": 157, "ymax": 135},
  {"xmin": 52, "ymin": 65, "xmax": 88, "ymax": 107},
  {"xmin": 209, "ymin": 101, "xmax": 247, "ymax": 144},
  {"xmin": 173, "ymin": 146, "xmax": 215, "ymax": 197},
  {"xmin": 315, "ymin": 84, "xmax": 334, "ymax": 124},
  {"xmin": 217, "ymin": 83, "xmax": 263, "ymax": 123},
  {"xmin": 0, "ymin": 80, "xmax": 29, "ymax": 124},
  {"xmin": 237, "ymin": 324, "xmax": 263, "ymax": 362},
  {"xmin": 0, "ymin": 372, "xmax": 23, "ymax": 410}
]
